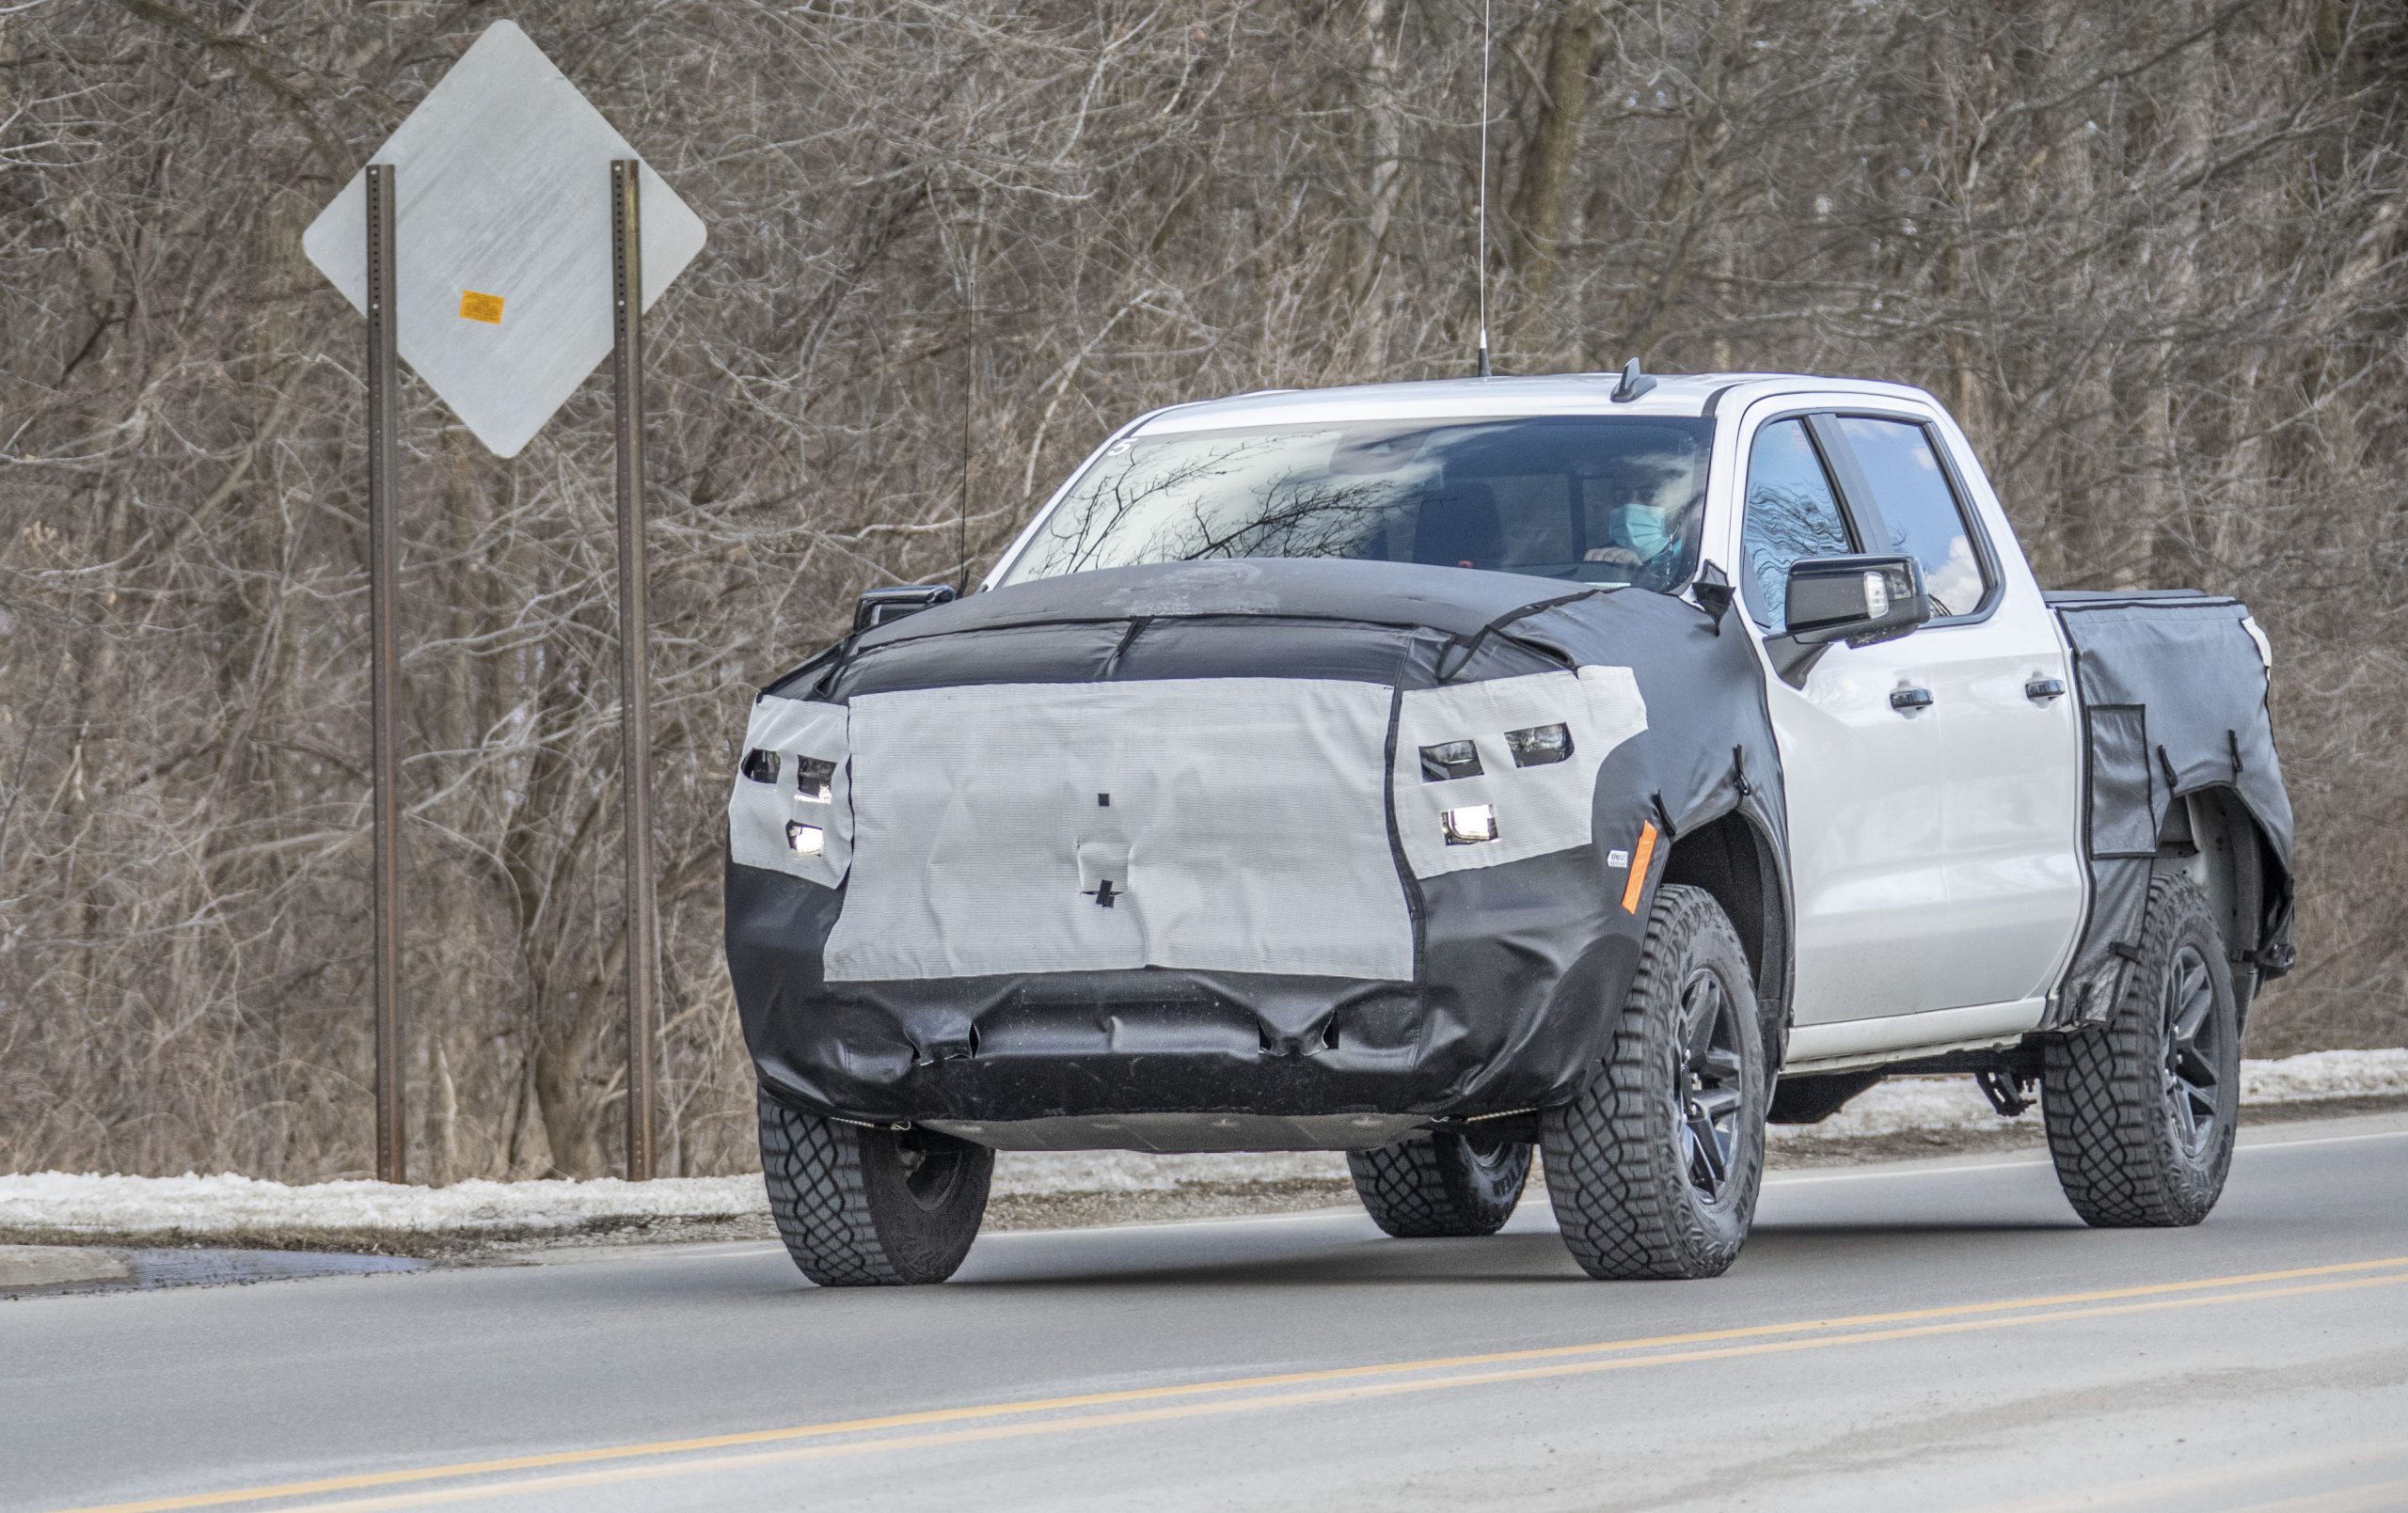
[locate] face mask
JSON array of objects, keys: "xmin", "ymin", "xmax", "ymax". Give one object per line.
[{"xmin": 1613, "ymin": 500, "xmax": 1677, "ymax": 560}]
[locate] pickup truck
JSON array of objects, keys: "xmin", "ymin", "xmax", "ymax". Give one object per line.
[{"xmin": 725, "ymin": 368, "xmax": 2295, "ymax": 1286}]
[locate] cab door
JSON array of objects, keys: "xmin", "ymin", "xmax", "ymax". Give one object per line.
[
  {"xmin": 1735, "ymin": 410, "xmax": 1957, "ymax": 1025},
  {"xmin": 1823, "ymin": 413, "xmax": 2084, "ymax": 1009}
]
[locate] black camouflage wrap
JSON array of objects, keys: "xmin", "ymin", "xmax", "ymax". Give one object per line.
[
  {"xmin": 726, "ymin": 559, "xmax": 1790, "ymax": 1127},
  {"xmin": 2045, "ymin": 591, "xmax": 2296, "ymax": 1023}
]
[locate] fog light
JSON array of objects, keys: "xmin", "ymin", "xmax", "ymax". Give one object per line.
[
  {"xmin": 793, "ymin": 756, "xmax": 836, "ymax": 803},
  {"xmin": 1441, "ymin": 804, "xmax": 1497, "ymax": 845},
  {"xmin": 739, "ymin": 749, "xmax": 780, "ymax": 784},
  {"xmin": 1420, "ymin": 738, "xmax": 1482, "ymax": 781},
  {"xmin": 785, "ymin": 820, "xmax": 824, "ymax": 857},
  {"xmin": 1505, "ymin": 722, "xmax": 1573, "ymax": 767}
]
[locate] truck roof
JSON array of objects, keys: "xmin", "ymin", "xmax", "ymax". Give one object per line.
[{"xmin": 1131, "ymin": 371, "xmax": 1941, "ymax": 435}]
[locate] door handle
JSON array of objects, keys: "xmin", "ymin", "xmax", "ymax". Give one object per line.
[
  {"xmin": 2024, "ymin": 677, "xmax": 2067, "ymax": 703},
  {"xmin": 1889, "ymin": 686, "xmax": 1934, "ymax": 712}
]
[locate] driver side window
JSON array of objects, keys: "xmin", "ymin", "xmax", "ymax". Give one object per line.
[{"xmin": 1740, "ymin": 418, "xmax": 1854, "ymax": 630}]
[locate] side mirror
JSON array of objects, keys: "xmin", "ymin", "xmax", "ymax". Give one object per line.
[
  {"xmin": 1766, "ymin": 554, "xmax": 1929, "ymax": 686},
  {"xmin": 853, "ymin": 583, "xmax": 958, "ymax": 636}
]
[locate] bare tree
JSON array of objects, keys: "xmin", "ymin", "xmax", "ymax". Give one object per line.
[{"xmin": 1, "ymin": 0, "xmax": 2400, "ymax": 1181}]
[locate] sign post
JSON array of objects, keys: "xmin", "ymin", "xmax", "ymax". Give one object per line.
[
  {"xmin": 365, "ymin": 164, "xmax": 405, "ymax": 1186},
  {"xmin": 611, "ymin": 160, "xmax": 658, "ymax": 1180},
  {"xmin": 306, "ymin": 23, "xmax": 704, "ymax": 1181}
]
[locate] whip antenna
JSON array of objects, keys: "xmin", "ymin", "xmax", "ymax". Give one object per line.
[{"xmin": 1474, "ymin": 0, "xmax": 1493, "ymax": 378}]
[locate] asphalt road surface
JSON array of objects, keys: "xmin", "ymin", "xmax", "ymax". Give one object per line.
[{"xmin": 10, "ymin": 1113, "xmax": 2408, "ymax": 1513}]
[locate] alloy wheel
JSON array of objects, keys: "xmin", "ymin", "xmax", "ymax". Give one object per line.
[
  {"xmin": 2161, "ymin": 943, "xmax": 2224, "ymax": 1158},
  {"xmin": 1671, "ymin": 966, "xmax": 1747, "ymax": 1201}
]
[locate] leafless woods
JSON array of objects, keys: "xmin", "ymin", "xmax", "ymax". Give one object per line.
[{"xmin": 2, "ymin": 0, "xmax": 2402, "ymax": 1179}]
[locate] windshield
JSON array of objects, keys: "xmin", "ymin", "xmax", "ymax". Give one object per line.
[{"xmin": 997, "ymin": 416, "xmax": 1716, "ymax": 593}]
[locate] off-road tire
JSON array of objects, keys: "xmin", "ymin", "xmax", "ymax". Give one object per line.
[
  {"xmin": 1542, "ymin": 884, "xmax": 1768, "ymax": 1280},
  {"xmin": 757, "ymin": 1087, "xmax": 993, "ymax": 1285},
  {"xmin": 2042, "ymin": 875, "xmax": 2240, "ymax": 1228},
  {"xmin": 1348, "ymin": 1133, "xmax": 1531, "ymax": 1237}
]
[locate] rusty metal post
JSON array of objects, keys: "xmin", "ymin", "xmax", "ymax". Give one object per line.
[
  {"xmin": 365, "ymin": 164, "xmax": 406, "ymax": 1185},
  {"xmin": 611, "ymin": 160, "xmax": 659, "ymax": 1180}
]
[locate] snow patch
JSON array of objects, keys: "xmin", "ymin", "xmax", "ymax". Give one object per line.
[
  {"xmin": 1, "ymin": 1050, "xmax": 2397, "ymax": 1241},
  {"xmin": 1773, "ymin": 1047, "xmax": 2408, "ymax": 1144}
]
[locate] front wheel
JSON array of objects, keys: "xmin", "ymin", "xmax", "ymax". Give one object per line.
[
  {"xmin": 2041, "ymin": 875, "xmax": 2240, "ymax": 1227},
  {"xmin": 757, "ymin": 1088, "xmax": 993, "ymax": 1285},
  {"xmin": 1542, "ymin": 884, "xmax": 1768, "ymax": 1280},
  {"xmin": 1348, "ymin": 1132, "xmax": 1531, "ymax": 1237}
]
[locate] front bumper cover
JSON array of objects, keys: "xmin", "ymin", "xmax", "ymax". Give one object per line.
[{"xmin": 724, "ymin": 559, "xmax": 1789, "ymax": 1141}]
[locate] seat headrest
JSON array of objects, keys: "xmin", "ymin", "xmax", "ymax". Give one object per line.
[{"xmin": 1412, "ymin": 481, "xmax": 1503, "ymax": 570}]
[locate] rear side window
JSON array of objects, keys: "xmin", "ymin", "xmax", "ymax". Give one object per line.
[
  {"xmin": 1831, "ymin": 418, "xmax": 1991, "ymax": 618},
  {"xmin": 1740, "ymin": 418, "xmax": 1853, "ymax": 629}
]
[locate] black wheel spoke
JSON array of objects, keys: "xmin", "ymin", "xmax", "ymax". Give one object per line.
[
  {"xmin": 2155, "ymin": 943, "xmax": 2226, "ymax": 1159},
  {"xmin": 1667, "ymin": 964, "xmax": 1748, "ymax": 1204},
  {"xmin": 1682, "ymin": 979, "xmax": 1723, "ymax": 1065},
  {"xmin": 1687, "ymin": 1108, "xmax": 1728, "ymax": 1187}
]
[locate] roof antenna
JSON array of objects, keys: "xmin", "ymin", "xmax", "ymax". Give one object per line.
[
  {"xmin": 1473, "ymin": 0, "xmax": 1493, "ymax": 378},
  {"xmin": 1609, "ymin": 356, "xmax": 1656, "ymax": 402},
  {"xmin": 958, "ymin": 197, "xmax": 981, "ymax": 595}
]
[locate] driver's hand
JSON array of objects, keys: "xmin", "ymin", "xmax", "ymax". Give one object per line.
[{"xmin": 1582, "ymin": 546, "xmax": 1643, "ymax": 566}]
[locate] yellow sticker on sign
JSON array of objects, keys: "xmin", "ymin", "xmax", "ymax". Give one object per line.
[{"xmin": 458, "ymin": 290, "xmax": 505, "ymax": 324}]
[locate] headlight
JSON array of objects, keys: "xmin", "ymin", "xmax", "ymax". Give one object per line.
[
  {"xmin": 1420, "ymin": 739, "xmax": 1482, "ymax": 782},
  {"xmin": 793, "ymin": 756, "xmax": 836, "ymax": 803},
  {"xmin": 1441, "ymin": 804, "xmax": 1498, "ymax": 845},
  {"xmin": 1505, "ymin": 722, "xmax": 1573, "ymax": 767},
  {"xmin": 785, "ymin": 820, "xmax": 825, "ymax": 857}
]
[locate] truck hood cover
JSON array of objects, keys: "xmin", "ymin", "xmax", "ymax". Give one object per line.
[{"xmin": 848, "ymin": 558, "xmax": 1608, "ymax": 651}]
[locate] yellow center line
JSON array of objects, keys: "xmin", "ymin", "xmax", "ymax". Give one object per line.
[
  {"xmin": 61, "ymin": 1254, "xmax": 2408, "ymax": 1513},
  {"xmin": 224, "ymin": 1273, "xmax": 2408, "ymax": 1513}
]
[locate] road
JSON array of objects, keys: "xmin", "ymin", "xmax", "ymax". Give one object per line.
[{"xmin": 9, "ymin": 1113, "xmax": 2408, "ymax": 1513}]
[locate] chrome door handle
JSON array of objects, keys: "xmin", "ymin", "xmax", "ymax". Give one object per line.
[
  {"xmin": 1890, "ymin": 686, "xmax": 1934, "ymax": 712},
  {"xmin": 2024, "ymin": 677, "xmax": 2067, "ymax": 703}
]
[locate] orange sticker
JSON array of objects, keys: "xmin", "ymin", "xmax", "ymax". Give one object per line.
[
  {"xmin": 1620, "ymin": 821, "xmax": 1658, "ymax": 913},
  {"xmin": 458, "ymin": 290, "xmax": 505, "ymax": 324}
]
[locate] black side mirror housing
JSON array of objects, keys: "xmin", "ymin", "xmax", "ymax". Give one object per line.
[
  {"xmin": 1767, "ymin": 554, "xmax": 1930, "ymax": 686},
  {"xmin": 854, "ymin": 583, "xmax": 958, "ymax": 636}
]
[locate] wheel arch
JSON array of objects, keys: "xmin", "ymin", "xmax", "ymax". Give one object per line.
[
  {"xmin": 2154, "ymin": 784, "xmax": 2288, "ymax": 1024},
  {"xmin": 1658, "ymin": 808, "xmax": 1793, "ymax": 1070}
]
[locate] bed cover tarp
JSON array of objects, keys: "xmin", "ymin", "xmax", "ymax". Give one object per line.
[{"xmin": 2046, "ymin": 591, "xmax": 2294, "ymax": 1023}]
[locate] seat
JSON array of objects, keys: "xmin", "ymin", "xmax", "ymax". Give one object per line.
[{"xmin": 1411, "ymin": 482, "xmax": 1503, "ymax": 570}]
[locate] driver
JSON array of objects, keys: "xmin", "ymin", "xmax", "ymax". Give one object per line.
[{"xmin": 1585, "ymin": 474, "xmax": 1688, "ymax": 578}]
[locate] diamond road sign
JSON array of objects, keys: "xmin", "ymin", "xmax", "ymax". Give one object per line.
[{"xmin": 303, "ymin": 22, "xmax": 705, "ymax": 458}]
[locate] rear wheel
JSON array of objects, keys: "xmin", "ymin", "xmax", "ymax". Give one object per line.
[
  {"xmin": 1348, "ymin": 1132, "xmax": 1531, "ymax": 1237},
  {"xmin": 1542, "ymin": 884, "xmax": 1767, "ymax": 1280},
  {"xmin": 757, "ymin": 1088, "xmax": 993, "ymax": 1285},
  {"xmin": 2042, "ymin": 875, "xmax": 2239, "ymax": 1227}
]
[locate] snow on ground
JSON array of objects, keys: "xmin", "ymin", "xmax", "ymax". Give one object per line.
[
  {"xmin": 3, "ymin": 1049, "xmax": 2400, "ymax": 1242},
  {"xmin": 1774, "ymin": 1047, "xmax": 2408, "ymax": 1143}
]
